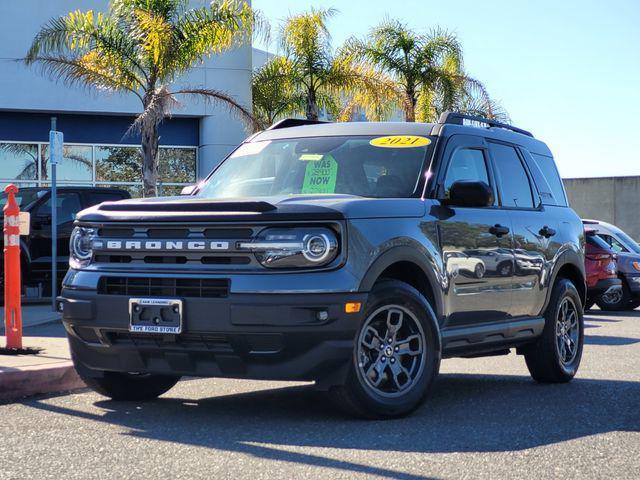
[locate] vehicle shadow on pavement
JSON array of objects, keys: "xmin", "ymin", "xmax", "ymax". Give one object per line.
[{"xmin": 24, "ymin": 372, "xmax": 640, "ymax": 477}]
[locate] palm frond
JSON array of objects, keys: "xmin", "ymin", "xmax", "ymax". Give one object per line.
[
  {"xmin": 171, "ymin": 87, "xmax": 258, "ymax": 130},
  {"xmin": 27, "ymin": 55, "xmax": 143, "ymax": 100}
]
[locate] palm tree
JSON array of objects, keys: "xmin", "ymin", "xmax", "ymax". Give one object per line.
[
  {"xmin": 277, "ymin": 8, "xmax": 394, "ymax": 122},
  {"xmin": 25, "ymin": 0, "xmax": 265, "ymax": 197},
  {"xmin": 347, "ymin": 19, "xmax": 505, "ymax": 122},
  {"xmin": 251, "ymin": 56, "xmax": 300, "ymax": 130}
]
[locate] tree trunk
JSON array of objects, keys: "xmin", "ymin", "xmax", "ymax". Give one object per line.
[
  {"xmin": 306, "ymin": 88, "xmax": 319, "ymax": 121},
  {"xmin": 141, "ymin": 116, "xmax": 159, "ymax": 198},
  {"xmin": 404, "ymin": 87, "xmax": 417, "ymax": 122}
]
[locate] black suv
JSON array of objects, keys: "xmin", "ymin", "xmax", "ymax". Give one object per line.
[
  {"xmin": 59, "ymin": 113, "xmax": 585, "ymax": 418},
  {"xmin": 1, "ymin": 186, "xmax": 130, "ymax": 295}
]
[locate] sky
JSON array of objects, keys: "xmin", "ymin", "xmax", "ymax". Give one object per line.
[{"xmin": 253, "ymin": 0, "xmax": 640, "ymax": 179}]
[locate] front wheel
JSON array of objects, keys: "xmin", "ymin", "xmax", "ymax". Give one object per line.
[
  {"xmin": 330, "ymin": 279, "xmax": 441, "ymax": 418},
  {"xmin": 524, "ymin": 278, "xmax": 584, "ymax": 383},
  {"xmin": 79, "ymin": 370, "xmax": 181, "ymax": 401}
]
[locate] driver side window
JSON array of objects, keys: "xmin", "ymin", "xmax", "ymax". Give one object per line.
[{"xmin": 443, "ymin": 148, "xmax": 491, "ymax": 201}]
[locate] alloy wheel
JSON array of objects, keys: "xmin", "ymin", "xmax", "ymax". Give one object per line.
[
  {"xmin": 555, "ymin": 297, "xmax": 579, "ymax": 365},
  {"xmin": 356, "ymin": 305, "xmax": 426, "ymax": 398}
]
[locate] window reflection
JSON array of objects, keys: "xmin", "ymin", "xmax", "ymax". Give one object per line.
[
  {"xmin": 41, "ymin": 145, "xmax": 92, "ymax": 182},
  {"xmin": 96, "ymin": 146, "xmax": 142, "ymax": 182},
  {"xmin": 0, "ymin": 142, "xmax": 196, "ymax": 199},
  {"xmin": 0, "ymin": 143, "xmax": 38, "ymax": 181}
]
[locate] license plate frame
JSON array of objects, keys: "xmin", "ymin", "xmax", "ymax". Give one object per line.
[{"xmin": 129, "ymin": 298, "xmax": 183, "ymax": 334}]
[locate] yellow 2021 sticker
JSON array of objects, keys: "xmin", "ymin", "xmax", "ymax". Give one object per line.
[{"xmin": 370, "ymin": 135, "xmax": 431, "ymax": 148}]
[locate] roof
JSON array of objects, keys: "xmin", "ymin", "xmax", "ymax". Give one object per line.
[
  {"xmin": 253, "ymin": 121, "xmax": 437, "ymax": 141},
  {"xmin": 250, "ymin": 119, "xmax": 552, "ymax": 156}
]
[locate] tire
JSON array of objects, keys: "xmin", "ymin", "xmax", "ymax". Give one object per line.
[
  {"xmin": 474, "ymin": 263, "xmax": 485, "ymax": 279},
  {"xmin": 627, "ymin": 300, "xmax": 640, "ymax": 311},
  {"xmin": 329, "ymin": 279, "xmax": 441, "ymax": 419},
  {"xmin": 524, "ymin": 278, "xmax": 584, "ymax": 383},
  {"xmin": 497, "ymin": 261, "xmax": 513, "ymax": 277},
  {"xmin": 79, "ymin": 370, "xmax": 181, "ymax": 401},
  {"xmin": 596, "ymin": 281, "xmax": 630, "ymax": 311}
]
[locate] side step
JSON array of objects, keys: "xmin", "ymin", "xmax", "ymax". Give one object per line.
[{"xmin": 441, "ymin": 317, "xmax": 544, "ymax": 358}]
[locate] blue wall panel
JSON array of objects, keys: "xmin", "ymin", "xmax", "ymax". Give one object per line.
[{"xmin": 0, "ymin": 111, "xmax": 199, "ymax": 146}]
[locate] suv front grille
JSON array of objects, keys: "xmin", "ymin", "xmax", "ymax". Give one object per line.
[
  {"xmin": 92, "ymin": 225, "xmax": 258, "ymax": 270},
  {"xmin": 98, "ymin": 276, "xmax": 230, "ymax": 298}
]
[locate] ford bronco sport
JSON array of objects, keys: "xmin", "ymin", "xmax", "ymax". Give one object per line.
[{"xmin": 59, "ymin": 113, "xmax": 586, "ymax": 418}]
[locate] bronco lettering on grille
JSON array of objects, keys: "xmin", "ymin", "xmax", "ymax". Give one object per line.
[{"xmin": 93, "ymin": 240, "xmax": 230, "ymax": 251}]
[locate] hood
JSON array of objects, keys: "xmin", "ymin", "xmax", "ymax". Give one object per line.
[{"xmin": 75, "ymin": 194, "xmax": 426, "ymax": 224}]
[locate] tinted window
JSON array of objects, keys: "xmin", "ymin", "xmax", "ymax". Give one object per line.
[
  {"xmin": 489, "ymin": 143, "xmax": 534, "ymax": 208},
  {"xmin": 599, "ymin": 233, "xmax": 630, "ymax": 254},
  {"xmin": 35, "ymin": 192, "xmax": 82, "ymax": 225},
  {"xmin": 530, "ymin": 153, "xmax": 567, "ymax": 206},
  {"xmin": 443, "ymin": 148, "xmax": 490, "ymax": 197},
  {"xmin": 586, "ymin": 234, "xmax": 612, "ymax": 251}
]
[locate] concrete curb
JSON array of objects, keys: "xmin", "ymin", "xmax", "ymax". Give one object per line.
[{"xmin": 0, "ymin": 361, "xmax": 86, "ymax": 402}]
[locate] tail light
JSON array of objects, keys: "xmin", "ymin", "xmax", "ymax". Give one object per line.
[{"xmin": 586, "ymin": 253, "xmax": 612, "ymax": 261}]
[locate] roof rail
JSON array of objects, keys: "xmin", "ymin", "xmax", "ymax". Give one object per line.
[
  {"xmin": 434, "ymin": 111, "xmax": 533, "ymax": 137},
  {"xmin": 267, "ymin": 118, "xmax": 330, "ymax": 130}
]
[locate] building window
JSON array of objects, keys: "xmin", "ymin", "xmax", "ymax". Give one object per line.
[
  {"xmin": 41, "ymin": 144, "xmax": 93, "ymax": 182},
  {"xmin": 0, "ymin": 142, "xmax": 197, "ymax": 198},
  {"xmin": 0, "ymin": 142, "xmax": 38, "ymax": 182},
  {"xmin": 96, "ymin": 146, "xmax": 143, "ymax": 183}
]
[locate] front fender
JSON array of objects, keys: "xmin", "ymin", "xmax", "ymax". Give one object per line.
[{"xmin": 358, "ymin": 245, "xmax": 444, "ymax": 320}]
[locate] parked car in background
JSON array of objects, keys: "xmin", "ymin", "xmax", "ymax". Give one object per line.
[
  {"xmin": 584, "ymin": 231, "xmax": 622, "ymax": 310},
  {"xmin": 0, "ymin": 186, "xmax": 130, "ymax": 296},
  {"xmin": 583, "ymin": 219, "xmax": 640, "ymax": 310}
]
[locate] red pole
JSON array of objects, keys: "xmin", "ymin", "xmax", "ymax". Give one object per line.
[{"xmin": 3, "ymin": 184, "xmax": 22, "ymax": 350}]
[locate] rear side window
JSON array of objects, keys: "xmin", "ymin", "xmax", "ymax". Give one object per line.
[
  {"xmin": 529, "ymin": 153, "xmax": 567, "ymax": 206},
  {"xmin": 586, "ymin": 234, "xmax": 612, "ymax": 251},
  {"xmin": 489, "ymin": 143, "xmax": 535, "ymax": 208}
]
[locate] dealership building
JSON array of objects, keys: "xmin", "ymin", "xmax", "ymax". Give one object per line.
[{"xmin": 0, "ymin": 0, "xmax": 255, "ymax": 197}]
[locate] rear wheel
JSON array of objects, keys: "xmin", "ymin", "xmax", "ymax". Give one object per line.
[
  {"xmin": 524, "ymin": 278, "xmax": 584, "ymax": 383},
  {"xmin": 330, "ymin": 279, "xmax": 440, "ymax": 418},
  {"xmin": 596, "ymin": 281, "xmax": 630, "ymax": 311},
  {"xmin": 79, "ymin": 371, "xmax": 181, "ymax": 401}
]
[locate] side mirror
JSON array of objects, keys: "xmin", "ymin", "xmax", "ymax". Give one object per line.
[
  {"xmin": 180, "ymin": 185, "xmax": 196, "ymax": 196},
  {"xmin": 444, "ymin": 180, "xmax": 494, "ymax": 208}
]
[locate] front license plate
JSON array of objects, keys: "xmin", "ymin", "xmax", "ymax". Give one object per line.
[{"xmin": 129, "ymin": 298, "xmax": 183, "ymax": 334}]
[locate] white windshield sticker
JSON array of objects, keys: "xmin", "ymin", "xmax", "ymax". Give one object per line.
[{"xmin": 230, "ymin": 141, "xmax": 271, "ymax": 158}]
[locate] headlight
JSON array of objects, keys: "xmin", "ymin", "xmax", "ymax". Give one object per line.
[
  {"xmin": 69, "ymin": 226, "xmax": 96, "ymax": 269},
  {"xmin": 239, "ymin": 227, "xmax": 339, "ymax": 268}
]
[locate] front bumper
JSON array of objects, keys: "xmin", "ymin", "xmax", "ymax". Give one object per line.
[
  {"xmin": 59, "ymin": 288, "xmax": 367, "ymax": 387},
  {"xmin": 623, "ymin": 274, "xmax": 640, "ymax": 297}
]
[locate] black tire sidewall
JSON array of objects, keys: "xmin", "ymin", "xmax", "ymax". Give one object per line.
[
  {"xmin": 545, "ymin": 278, "xmax": 584, "ymax": 377},
  {"xmin": 346, "ymin": 280, "xmax": 441, "ymax": 417}
]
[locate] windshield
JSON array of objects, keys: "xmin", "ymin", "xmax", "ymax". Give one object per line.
[
  {"xmin": 615, "ymin": 231, "xmax": 640, "ymax": 254},
  {"xmin": 0, "ymin": 189, "xmax": 44, "ymax": 211},
  {"xmin": 197, "ymin": 135, "xmax": 433, "ymax": 199}
]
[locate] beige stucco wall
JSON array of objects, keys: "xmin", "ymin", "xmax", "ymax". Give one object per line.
[{"xmin": 563, "ymin": 176, "xmax": 640, "ymax": 241}]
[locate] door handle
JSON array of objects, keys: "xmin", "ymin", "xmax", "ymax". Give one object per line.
[
  {"xmin": 539, "ymin": 226, "xmax": 556, "ymax": 238},
  {"xmin": 489, "ymin": 224, "xmax": 510, "ymax": 237}
]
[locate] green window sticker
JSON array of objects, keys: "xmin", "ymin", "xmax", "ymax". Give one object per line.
[{"xmin": 301, "ymin": 154, "xmax": 338, "ymax": 194}]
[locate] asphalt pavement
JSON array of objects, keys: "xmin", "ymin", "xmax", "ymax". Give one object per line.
[{"xmin": 1, "ymin": 309, "xmax": 638, "ymax": 479}]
